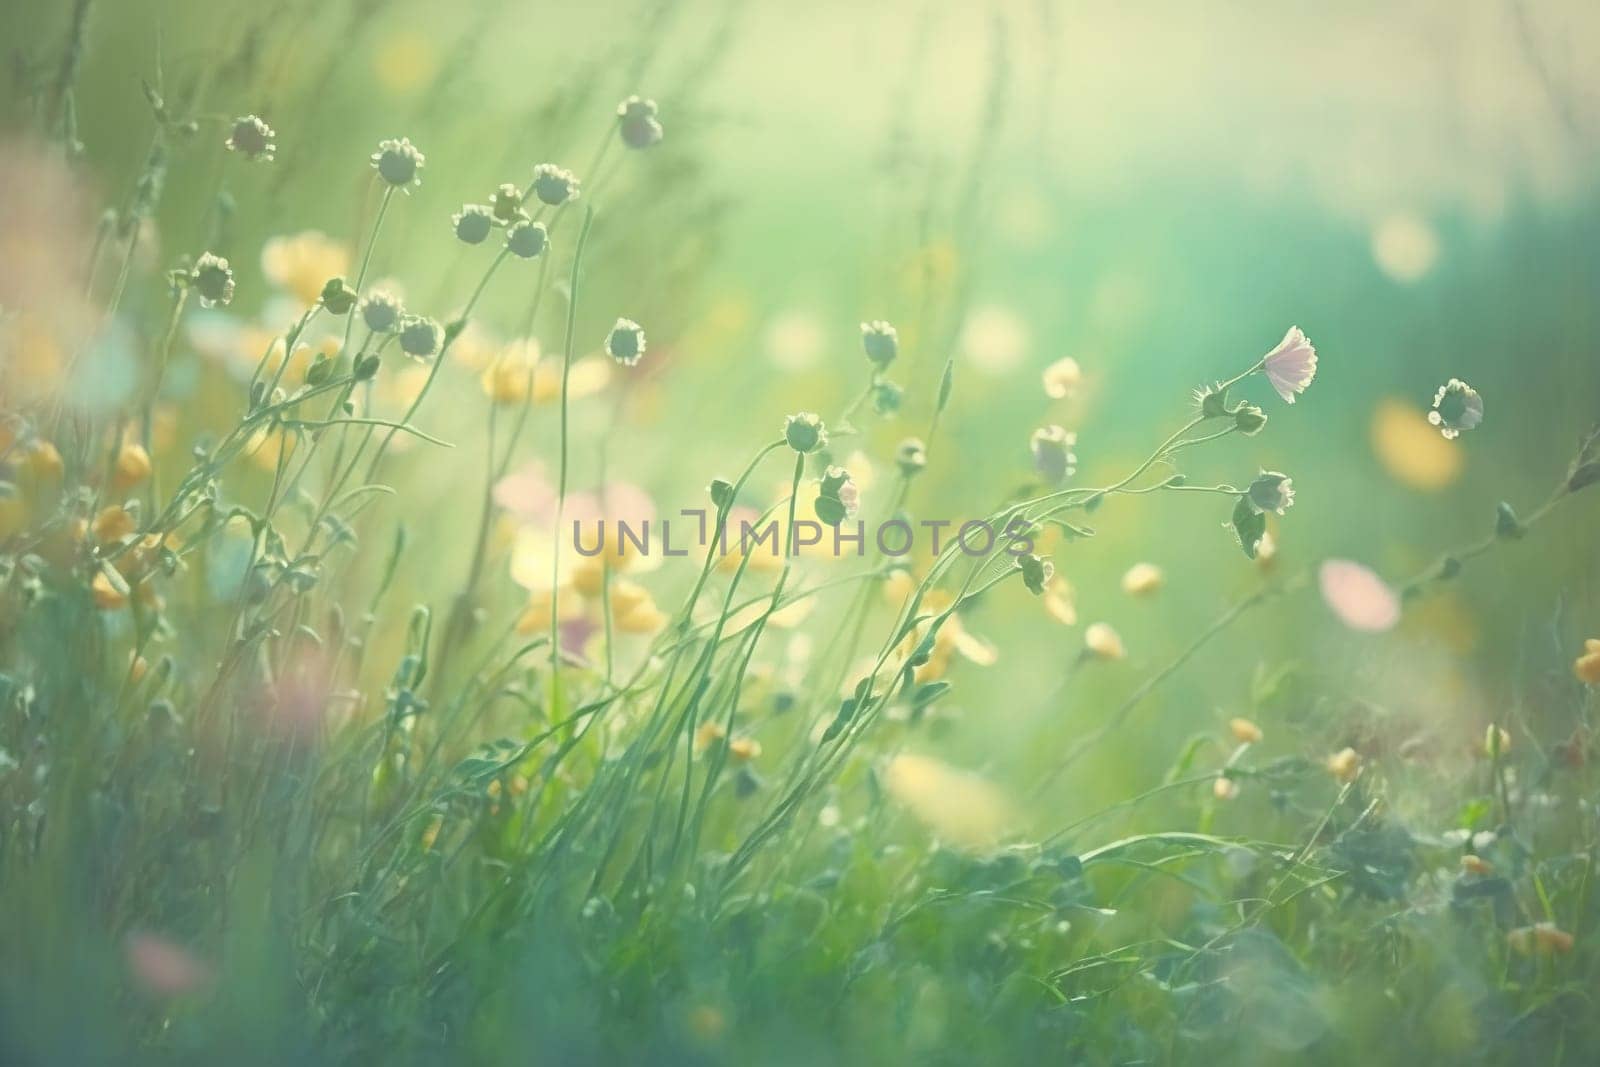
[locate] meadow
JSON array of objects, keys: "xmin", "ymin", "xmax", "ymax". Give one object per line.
[{"xmin": 3, "ymin": 1, "xmax": 1600, "ymax": 1063}]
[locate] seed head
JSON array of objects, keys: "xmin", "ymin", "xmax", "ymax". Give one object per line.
[
  {"xmin": 1428, "ymin": 378, "xmax": 1484, "ymax": 439},
  {"xmin": 491, "ymin": 184, "xmax": 526, "ymax": 223},
  {"xmin": 452, "ymin": 205, "xmax": 493, "ymax": 245},
  {"xmin": 1030, "ymin": 425, "xmax": 1077, "ymax": 484},
  {"xmin": 605, "ymin": 318, "xmax": 646, "ymax": 365},
  {"xmin": 320, "ymin": 277, "xmax": 358, "ymax": 315},
  {"xmin": 225, "ymin": 115, "xmax": 276, "ymax": 162},
  {"xmin": 860, "ymin": 320, "xmax": 899, "ymax": 367},
  {"xmin": 617, "ymin": 95, "xmax": 663, "ymax": 150},
  {"xmin": 360, "ymin": 290, "xmax": 404, "ymax": 333},
  {"xmin": 371, "ymin": 137, "xmax": 424, "ymax": 190},
  {"xmin": 506, "ymin": 220, "xmax": 549, "ymax": 260},
  {"xmin": 398, "ymin": 315, "xmax": 441, "ymax": 360},
  {"xmin": 784, "ymin": 412, "xmax": 827, "ymax": 454},
  {"xmin": 531, "ymin": 164, "xmax": 580, "ymax": 206},
  {"xmin": 190, "ymin": 252, "xmax": 234, "ymax": 307}
]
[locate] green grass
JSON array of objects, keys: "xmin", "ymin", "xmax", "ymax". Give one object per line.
[{"xmin": 3, "ymin": 2, "xmax": 1600, "ymax": 1063}]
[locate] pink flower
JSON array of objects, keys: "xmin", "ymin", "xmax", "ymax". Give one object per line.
[
  {"xmin": 1262, "ymin": 326, "xmax": 1317, "ymax": 404},
  {"xmin": 1318, "ymin": 559, "xmax": 1400, "ymax": 632},
  {"xmin": 125, "ymin": 932, "xmax": 212, "ymax": 997}
]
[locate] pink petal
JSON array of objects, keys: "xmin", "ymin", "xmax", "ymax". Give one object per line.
[
  {"xmin": 1318, "ymin": 559, "xmax": 1401, "ymax": 632},
  {"xmin": 493, "ymin": 461, "xmax": 557, "ymax": 522},
  {"xmin": 125, "ymin": 932, "xmax": 212, "ymax": 997}
]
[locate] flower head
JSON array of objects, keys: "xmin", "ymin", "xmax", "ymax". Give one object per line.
[
  {"xmin": 1121, "ymin": 562, "xmax": 1164, "ymax": 597},
  {"xmin": 1030, "ymin": 425, "xmax": 1077, "ymax": 484},
  {"xmin": 1427, "ymin": 378, "xmax": 1483, "ymax": 439},
  {"xmin": 1229, "ymin": 717, "xmax": 1263, "ymax": 744},
  {"xmin": 398, "ymin": 315, "xmax": 441, "ymax": 360},
  {"xmin": 1262, "ymin": 325, "xmax": 1317, "ymax": 404},
  {"xmin": 491, "ymin": 183, "xmax": 526, "ymax": 223},
  {"xmin": 1318, "ymin": 559, "xmax": 1400, "ymax": 632},
  {"xmin": 1042, "ymin": 356, "xmax": 1081, "ymax": 399},
  {"xmin": 190, "ymin": 252, "xmax": 234, "ymax": 307},
  {"xmin": 320, "ymin": 277, "xmax": 358, "ymax": 315},
  {"xmin": 617, "ymin": 95, "xmax": 663, "ymax": 150},
  {"xmin": 531, "ymin": 163, "xmax": 580, "ymax": 206},
  {"xmin": 1574, "ymin": 639, "xmax": 1600, "ymax": 685},
  {"xmin": 506, "ymin": 220, "xmax": 549, "ymax": 259},
  {"xmin": 1246, "ymin": 471, "xmax": 1295, "ymax": 515},
  {"xmin": 262, "ymin": 230, "xmax": 350, "ymax": 305},
  {"xmin": 225, "ymin": 115, "xmax": 276, "ymax": 162},
  {"xmin": 1326, "ymin": 746, "xmax": 1361, "ymax": 782},
  {"xmin": 605, "ymin": 318, "xmax": 646, "ymax": 365},
  {"xmin": 860, "ymin": 320, "xmax": 899, "ymax": 367},
  {"xmin": 1084, "ymin": 621, "xmax": 1125, "ymax": 661},
  {"xmin": 371, "ymin": 137, "xmax": 424, "ymax": 190},
  {"xmin": 784, "ymin": 412, "xmax": 827, "ymax": 454},
  {"xmin": 452, "ymin": 204, "xmax": 493, "ymax": 245},
  {"xmin": 360, "ymin": 290, "xmax": 404, "ymax": 333},
  {"xmin": 896, "ymin": 437, "xmax": 927, "ymax": 477}
]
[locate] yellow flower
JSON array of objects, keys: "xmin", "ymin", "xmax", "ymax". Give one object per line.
[
  {"xmin": 92, "ymin": 505, "xmax": 136, "ymax": 544},
  {"xmin": 1120, "ymin": 562, "xmax": 1163, "ymax": 597},
  {"xmin": 243, "ymin": 427, "xmax": 299, "ymax": 471},
  {"xmin": 1574, "ymin": 639, "xmax": 1600, "ymax": 685},
  {"xmin": 693, "ymin": 721, "xmax": 726, "ymax": 754},
  {"xmin": 1213, "ymin": 776, "xmax": 1239, "ymax": 801},
  {"xmin": 611, "ymin": 579, "xmax": 668, "ymax": 634},
  {"xmin": 1042, "ymin": 575, "xmax": 1076, "ymax": 625},
  {"xmin": 1507, "ymin": 922, "xmax": 1574, "ymax": 956},
  {"xmin": 728, "ymin": 737, "xmax": 762, "ymax": 762},
  {"xmin": 127, "ymin": 653, "xmax": 149, "ymax": 684},
  {"xmin": 25, "ymin": 439, "xmax": 63, "ymax": 481},
  {"xmin": 1083, "ymin": 622, "xmax": 1125, "ymax": 661},
  {"xmin": 1229, "ymin": 717, "xmax": 1263, "ymax": 744},
  {"xmin": 1371, "ymin": 397, "xmax": 1463, "ymax": 491},
  {"xmin": 884, "ymin": 753, "xmax": 1011, "ymax": 851},
  {"xmin": 260, "ymin": 231, "xmax": 350, "ymax": 305},
  {"xmin": 91, "ymin": 570, "xmax": 128, "ymax": 610},
  {"xmin": 112, "ymin": 442, "xmax": 152, "ymax": 492},
  {"xmin": 373, "ymin": 29, "xmax": 440, "ymax": 96},
  {"xmin": 1326, "ymin": 747, "xmax": 1361, "ymax": 783}
]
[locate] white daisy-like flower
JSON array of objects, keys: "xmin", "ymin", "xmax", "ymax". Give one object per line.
[
  {"xmin": 1262, "ymin": 326, "xmax": 1317, "ymax": 404},
  {"xmin": 1427, "ymin": 378, "xmax": 1483, "ymax": 439}
]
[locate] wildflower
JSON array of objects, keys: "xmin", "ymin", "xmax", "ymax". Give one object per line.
[
  {"xmin": 25, "ymin": 439, "xmax": 63, "ymax": 480},
  {"xmin": 1042, "ymin": 356, "xmax": 1081, "ymax": 399},
  {"xmin": 1261, "ymin": 326, "xmax": 1317, "ymax": 403},
  {"xmin": 112, "ymin": 443, "xmax": 152, "ymax": 491},
  {"xmin": 694, "ymin": 721, "xmax": 727, "ymax": 754},
  {"xmin": 895, "ymin": 437, "xmax": 927, "ymax": 477},
  {"xmin": 320, "ymin": 277, "xmax": 358, "ymax": 315},
  {"xmin": 1483, "ymin": 723, "xmax": 1512, "ymax": 758},
  {"xmin": 224, "ymin": 115, "xmax": 276, "ymax": 161},
  {"xmin": 872, "ymin": 379, "xmax": 904, "ymax": 414},
  {"xmin": 1507, "ymin": 923, "xmax": 1574, "ymax": 956},
  {"xmin": 1121, "ymin": 562, "xmax": 1164, "ymax": 597},
  {"xmin": 128, "ymin": 653, "xmax": 149, "ymax": 684},
  {"xmin": 190, "ymin": 252, "xmax": 234, "ymax": 307},
  {"xmin": 784, "ymin": 412, "xmax": 827, "ymax": 454},
  {"xmin": 1233, "ymin": 402, "xmax": 1268, "ymax": 435},
  {"xmin": 611, "ymin": 579, "xmax": 668, "ymax": 634},
  {"xmin": 1326, "ymin": 746, "xmax": 1361, "ymax": 783},
  {"xmin": 1371, "ymin": 397, "xmax": 1461, "ymax": 490},
  {"xmin": 1042, "ymin": 574, "xmax": 1076, "ymax": 625},
  {"xmin": 371, "ymin": 137, "xmax": 424, "ymax": 189},
  {"xmin": 125, "ymin": 932, "xmax": 211, "ymax": 997},
  {"xmin": 262, "ymin": 231, "xmax": 351, "ymax": 305},
  {"xmin": 1318, "ymin": 559, "xmax": 1401, "ymax": 633},
  {"xmin": 1213, "ymin": 776, "xmax": 1239, "ymax": 801},
  {"xmin": 617, "ymin": 95, "xmax": 663, "ymax": 149},
  {"xmin": 1460, "ymin": 854, "xmax": 1493, "ymax": 876},
  {"xmin": 1427, "ymin": 378, "xmax": 1483, "ymax": 439},
  {"xmin": 531, "ymin": 163, "xmax": 580, "ymax": 206},
  {"xmin": 91, "ymin": 570, "xmax": 127, "ymax": 609},
  {"xmin": 491, "ymin": 183, "xmax": 525, "ymax": 222},
  {"xmin": 605, "ymin": 318, "xmax": 646, "ymax": 366},
  {"xmin": 1084, "ymin": 622, "xmax": 1125, "ymax": 661},
  {"xmin": 1575, "ymin": 639, "xmax": 1600, "ymax": 685},
  {"xmin": 1030, "ymin": 425, "xmax": 1077, "ymax": 484},
  {"xmin": 360, "ymin": 290, "xmax": 404, "ymax": 333},
  {"xmin": 885, "ymin": 753, "xmax": 1011, "ymax": 850},
  {"xmin": 505, "ymin": 219, "xmax": 548, "ymax": 260},
  {"xmin": 398, "ymin": 316, "xmax": 440, "ymax": 361},
  {"xmin": 452, "ymin": 204, "xmax": 493, "ymax": 245},
  {"xmin": 1018, "ymin": 553, "xmax": 1053, "ymax": 595},
  {"xmin": 729, "ymin": 737, "xmax": 762, "ymax": 761},
  {"xmin": 1246, "ymin": 471, "xmax": 1294, "ymax": 515},
  {"xmin": 1229, "ymin": 717, "xmax": 1263, "ymax": 744},
  {"xmin": 860, "ymin": 320, "xmax": 899, "ymax": 367},
  {"xmin": 92, "ymin": 504, "xmax": 136, "ymax": 544}
]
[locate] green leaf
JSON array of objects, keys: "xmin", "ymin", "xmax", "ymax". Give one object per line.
[
  {"xmin": 1231, "ymin": 497, "xmax": 1266, "ymax": 558},
  {"xmin": 911, "ymin": 681, "xmax": 952, "ymax": 709}
]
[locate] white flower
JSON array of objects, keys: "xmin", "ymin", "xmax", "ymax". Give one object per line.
[
  {"xmin": 1262, "ymin": 326, "xmax": 1317, "ymax": 404},
  {"xmin": 1427, "ymin": 378, "xmax": 1483, "ymax": 439},
  {"xmin": 1042, "ymin": 356, "xmax": 1081, "ymax": 399}
]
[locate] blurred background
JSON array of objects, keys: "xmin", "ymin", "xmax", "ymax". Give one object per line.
[{"xmin": 4, "ymin": 0, "xmax": 1598, "ymax": 818}]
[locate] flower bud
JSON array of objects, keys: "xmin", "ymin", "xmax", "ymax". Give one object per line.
[
  {"xmin": 354, "ymin": 354, "xmax": 382, "ymax": 381},
  {"xmin": 452, "ymin": 205, "xmax": 493, "ymax": 245},
  {"xmin": 617, "ymin": 96, "xmax": 663, "ymax": 149},
  {"xmin": 371, "ymin": 137, "xmax": 424, "ymax": 189},
  {"xmin": 360, "ymin": 291, "xmax": 404, "ymax": 333},
  {"xmin": 491, "ymin": 183, "xmax": 525, "ymax": 222},
  {"xmin": 190, "ymin": 252, "xmax": 234, "ymax": 307},
  {"xmin": 708, "ymin": 478, "xmax": 734, "ymax": 509},
  {"xmin": 1246, "ymin": 471, "xmax": 1294, "ymax": 515},
  {"xmin": 225, "ymin": 115, "xmax": 276, "ymax": 162},
  {"xmin": 860, "ymin": 320, "xmax": 898, "ymax": 367},
  {"xmin": 896, "ymin": 437, "xmax": 927, "ymax": 477},
  {"xmin": 784, "ymin": 412, "xmax": 827, "ymax": 454},
  {"xmin": 872, "ymin": 380, "xmax": 903, "ymax": 415},
  {"xmin": 1233, "ymin": 403, "xmax": 1268, "ymax": 436},
  {"xmin": 1198, "ymin": 385, "xmax": 1230, "ymax": 419},
  {"xmin": 320, "ymin": 277, "xmax": 358, "ymax": 315},
  {"xmin": 605, "ymin": 318, "xmax": 646, "ymax": 366},
  {"xmin": 531, "ymin": 164, "xmax": 580, "ymax": 206},
  {"xmin": 398, "ymin": 316, "xmax": 441, "ymax": 361},
  {"xmin": 506, "ymin": 220, "xmax": 549, "ymax": 259},
  {"xmin": 1030, "ymin": 425, "xmax": 1077, "ymax": 484}
]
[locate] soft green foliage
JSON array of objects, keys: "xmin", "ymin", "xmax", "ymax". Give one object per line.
[{"xmin": 3, "ymin": 3, "xmax": 1600, "ymax": 1065}]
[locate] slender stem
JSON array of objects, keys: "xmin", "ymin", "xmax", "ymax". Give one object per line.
[{"xmin": 549, "ymin": 207, "xmax": 597, "ymax": 674}]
